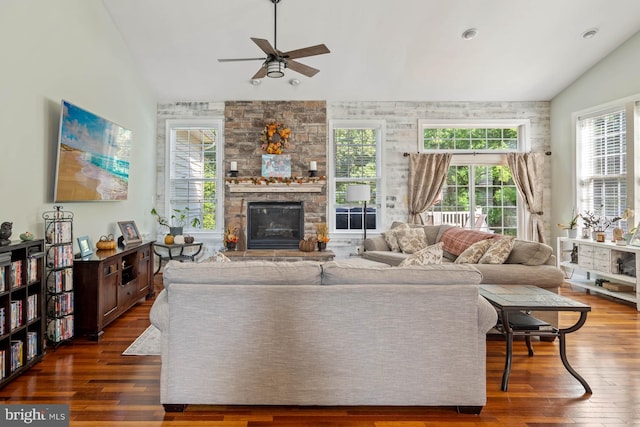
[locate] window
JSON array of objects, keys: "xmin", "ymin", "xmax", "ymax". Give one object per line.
[
  {"xmin": 419, "ymin": 120, "xmax": 528, "ymax": 236},
  {"xmin": 577, "ymin": 108, "xmax": 628, "ymax": 227},
  {"xmin": 330, "ymin": 121, "xmax": 383, "ymax": 232},
  {"xmin": 166, "ymin": 119, "xmax": 223, "ymax": 232}
]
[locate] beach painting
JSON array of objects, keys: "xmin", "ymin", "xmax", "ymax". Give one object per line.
[{"xmin": 54, "ymin": 100, "xmax": 132, "ymax": 202}]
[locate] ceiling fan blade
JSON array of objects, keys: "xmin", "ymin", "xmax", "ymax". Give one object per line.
[
  {"xmin": 218, "ymin": 58, "xmax": 267, "ymax": 62},
  {"xmin": 252, "ymin": 66, "xmax": 267, "ymax": 79},
  {"xmin": 251, "ymin": 37, "xmax": 278, "ymax": 57},
  {"xmin": 282, "ymin": 44, "xmax": 330, "ymax": 60},
  {"xmin": 218, "ymin": 57, "xmax": 266, "ymax": 62},
  {"xmin": 287, "ymin": 59, "xmax": 320, "ymax": 77}
]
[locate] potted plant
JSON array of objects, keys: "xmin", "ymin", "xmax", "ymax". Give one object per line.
[
  {"xmin": 316, "ymin": 222, "xmax": 330, "ymax": 251},
  {"xmin": 580, "ymin": 207, "xmax": 631, "ymax": 242},
  {"xmin": 224, "ymin": 224, "xmax": 239, "ymax": 250},
  {"xmin": 557, "ymin": 213, "xmax": 579, "ymax": 238},
  {"xmin": 151, "ymin": 207, "xmax": 201, "ymax": 236}
]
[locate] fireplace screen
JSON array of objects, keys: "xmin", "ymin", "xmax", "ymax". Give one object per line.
[{"xmin": 247, "ymin": 201, "xmax": 304, "ymax": 249}]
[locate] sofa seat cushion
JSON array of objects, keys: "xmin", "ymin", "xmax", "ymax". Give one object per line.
[
  {"xmin": 321, "ymin": 261, "xmax": 482, "ymax": 285},
  {"xmin": 163, "ymin": 260, "xmax": 323, "ymax": 287},
  {"xmin": 439, "ymin": 227, "xmax": 502, "ymax": 257},
  {"xmin": 362, "ymin": 250, "xmax": 408, "ymax": 266}
]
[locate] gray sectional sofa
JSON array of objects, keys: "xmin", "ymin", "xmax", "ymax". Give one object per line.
[
  {"xmin": 150, "ymin": 259, "xmax": 497, "ymax": 413},
  {"xmin": 362, "ymin": 223, "xmax": 565, "ymax": 327}
]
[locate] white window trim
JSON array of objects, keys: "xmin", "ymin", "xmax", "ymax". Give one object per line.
[
  {"xmin": 164, "ymin": 118, "xmax": 225, "ymax": 234},
  {"xmin": 328, "ymin": 119, "xmax": 385, "ymax": 234},
  {"xmin": 572, "ymin": 95, "xmax": 640, "ymax": 224},
  {"xmin": 417, "ymin": 119, "xmax": 531, "ymax": 237}
]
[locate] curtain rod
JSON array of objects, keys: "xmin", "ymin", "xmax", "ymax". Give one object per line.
[{"xmin": 403, "ymin": 151, "xmax": 552, "ymax": 156}]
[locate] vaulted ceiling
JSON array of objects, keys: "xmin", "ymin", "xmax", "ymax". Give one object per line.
[{"xmin": 102, "ymin": 0, "xmax": 640, "ymax": 102}]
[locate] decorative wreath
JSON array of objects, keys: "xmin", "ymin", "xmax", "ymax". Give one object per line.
[{"xmin": 260, "ymin": 122, "xmax": 291, "ymax": 154}]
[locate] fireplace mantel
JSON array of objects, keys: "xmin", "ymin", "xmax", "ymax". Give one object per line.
[{"xmin": 226, "ymin": 178, "xmax": 325, "ymax": 193}]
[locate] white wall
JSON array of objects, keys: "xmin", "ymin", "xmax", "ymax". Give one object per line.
[
  {"xmin": 550, "ymin": 31, "xmax": 640, "ymax": 244},
  {"xmin": 0, "ymin": 0, "xmax": 156, "ymax": 252}
]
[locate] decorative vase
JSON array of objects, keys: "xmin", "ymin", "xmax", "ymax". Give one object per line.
[
  {"xmin": 317, "ymin": 241, "xmax": 327, "ymax": 251},
  {"xmin": 567, "ymin": 229, "xmax": 578, "ymax": 239},
  {"xmin": 226, "ymin": 241, "xmax": 236, "ymax": 251},
  {"xmin": 169, "ymin": 226, "xmax": 183, "ymax": 236}
]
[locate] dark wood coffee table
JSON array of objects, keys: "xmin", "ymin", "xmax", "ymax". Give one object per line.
[{"xmin": 479, "ymin": 284, "xmax": 592, "ymax": 393}]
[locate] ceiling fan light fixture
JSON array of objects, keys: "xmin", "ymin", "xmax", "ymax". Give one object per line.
[
  {"xmin": 267, "ymin": 61, "xmax": 285, "ymax": 78},
  {"xmin": 461, "ymin": 28, "xmax": 478, "ymax": 40}
]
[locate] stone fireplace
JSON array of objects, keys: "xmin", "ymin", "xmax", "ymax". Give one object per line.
[
  {"xmin": 247, "ymin": 201, "xmax": 304, "ymax": 249},
  {"xmin": 224, "ymin": 101, "xmax": 328, "ymax": 250}
]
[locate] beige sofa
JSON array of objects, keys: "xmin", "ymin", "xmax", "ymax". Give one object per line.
[
  {"xmin": 150, "ymin": 259, "xmax": 497, "ymax": 414},
  {"xmin": 362, "ymin": 223, "xmax": 565, "ymax": 327}
]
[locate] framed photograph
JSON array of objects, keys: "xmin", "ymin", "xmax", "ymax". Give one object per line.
[
  {"xmin": 629, "ymin": 222, "xmax": 640, "ymax": 246},
  {"xmin": 118, "ymin": 221, "xmax": 142, "ymax": 245},
  {"xmin": 262, "ymin": 154, "xmax": 291, "ymax": 178},
  {"xmin": 77, "ymin": 235, "xmax": 93, "ymax": 258}
]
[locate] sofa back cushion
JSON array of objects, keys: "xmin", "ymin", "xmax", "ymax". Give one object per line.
[
  {"xmin": 163, "ymin": 260, "xmax": 323, "ymax": 287},
  {"xmin": 505, "ymin": 239, "xmax": 553, "ymax": 266},
  {"xmin": 321, "ymin": 261, "xmax": 482, "ymax": 285}
]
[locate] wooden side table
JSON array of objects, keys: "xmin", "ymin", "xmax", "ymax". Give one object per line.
[{"xmin": 153, "ymin": 242, "xmax": 203, "ymax": 274}]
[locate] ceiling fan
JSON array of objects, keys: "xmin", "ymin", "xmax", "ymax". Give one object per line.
[{"xmin": 218, "ymin": 0, "xmax": 330, "ymax": 79}]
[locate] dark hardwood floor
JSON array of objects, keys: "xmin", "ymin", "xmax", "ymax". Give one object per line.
[{"xmin": 1, "ymin": 276, "xmax": 639, "ymax": 426}]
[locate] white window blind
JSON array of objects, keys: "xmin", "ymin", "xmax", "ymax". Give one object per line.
[
  {"xmin": 331, "ymin": 122, "xmax": 382, "ymax": 232},
  {"xmin": 579, "ymin": 109, "xmax": 627, "ymax": 221},
  {"xmin": 168, "ymin": 123, "xmax": 221, "ymax": 231}
]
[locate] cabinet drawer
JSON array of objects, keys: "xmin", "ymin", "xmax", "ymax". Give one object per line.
[
  {"xmin": 593, "ymin": 259, "xmax": 611, "ymax": 273},
  {"xmin": 593, "ymin": 247, "xmax": 610, "ymax": 260},
  {"xmin": 578, "ymin": 244, "xmax": 595, "ymax": 257},
  {"xmin": 578, "ymin": 257, "xmax": 594, "ymax": 269}
]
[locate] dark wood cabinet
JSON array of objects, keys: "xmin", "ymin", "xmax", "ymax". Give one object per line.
[{"xmin": 74, "ymin": 241, "xmax": 154, "ymax": 340}]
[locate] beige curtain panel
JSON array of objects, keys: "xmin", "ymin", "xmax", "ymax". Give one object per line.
[
  {"xmin": 507, "ymin": 152, "xmax": 545, "ymax": 243},
  {"xmin": 408, "ymin": 153, "xmax": 452, "ymax": 224}
]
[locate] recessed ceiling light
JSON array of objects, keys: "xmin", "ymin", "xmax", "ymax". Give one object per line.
[
  {"xmin": 461, "ymin": 28, "xmax": 478, "ymax": 40},
  {"xmin": 250, "ymin": 79, "xmax": 262, "ymax": 86},
  {"xmin": 582, "ymin": 28, "xmax": 599, "ymax": 39},
  {"xmin": 289, "ymin": 78, "xmax": 300, "ymax": 86}
]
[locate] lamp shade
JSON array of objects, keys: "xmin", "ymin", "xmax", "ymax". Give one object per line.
[{"xmin": 346, "ymin": 184, "xmax": 370, "ymax": 203}]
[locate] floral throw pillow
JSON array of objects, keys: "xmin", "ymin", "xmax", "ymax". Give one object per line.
[
  {"xmin": 395, "ymin": 227, "xmax": 428, "ymax": 254},
  {"xmin": 399, "ymin": 242, "xmax": 444, "ymax": 266},
  {"xmin": 382, "ymin": 223, "xmax": 410, "ymax": 252},
  {"xmin": 478, "ymin": 237, "xmax": 516, "ymax": 264},
  {"xmin": 454, "ymin": 239, "xmax": 495, "ymax": 264},
  {"xmin": 382, "ymin": 231, "xmax": 401, "ymax": 252}
]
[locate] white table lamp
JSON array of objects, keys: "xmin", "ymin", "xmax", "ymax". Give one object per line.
[{"xmin": 346, "ymin": 184, "xmax": 371, "ymax": 242}]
